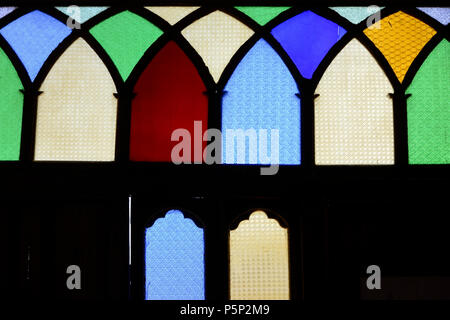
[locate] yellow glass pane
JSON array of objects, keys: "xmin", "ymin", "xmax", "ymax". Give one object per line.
[
  {"xmin": 145, "ymin": 6, "xmax": 199, "ymax": 25},
  {"xmin": 35, "ymin": 38, "xmax": 117, "ymax": 161},
  {"xmin": 182, "ymin": 11, "xmax": 254, "ymax": 82},
  {"xmin": 364, "ymin": 11, "xmax": 436, "ymax": 82},
  {"xmin": 229, "ymin": 210, "xmax": 289, "ymax": 300},
  {"xmin": 315, "ymin": 39, "xmax": 395, "ymax": 165}
]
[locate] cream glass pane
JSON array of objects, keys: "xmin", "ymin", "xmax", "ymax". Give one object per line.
[
  {"xmin": 315, "ymin": 39, "xmax": 394, "ymax": 165},
  {"xmin": 229, "ymin": 210, "xmax": 289, "ymax": 300},
  {"xmin": 35, "ymin": 38, "xmax": 117, "ymax": 161},
  {"xmin": 182, "ymin": 11, "xmax": 254, "ymax": 82},
  {"xmin": 145, "ymin": 6, "xmax": 199, "ymax": 25}
]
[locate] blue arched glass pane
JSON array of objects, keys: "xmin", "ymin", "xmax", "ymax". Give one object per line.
[
  {"xmin": 0, "ymin": 10, "xmax": 71, "ymax": 81},
  {"xmin": 271, "ymin": 10, "xmax": 346, "ymax": 79},
  {"xmin": 145, "ymin": 210, "xmax": 204, "ymax": 300},
  {"xmin": 222, "ymin": 39, "xmax": 300, "ymax": 165},
  {"xmin": 418, "ymin": 7, "xmax": 450, "ymax": 25}
]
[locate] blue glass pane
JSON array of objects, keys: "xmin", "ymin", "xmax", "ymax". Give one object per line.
[
  {"xmin": 418, "ymin": 7, "xmax": 450, "ymax": 25},
  {"xmin": 271, "ymin": 10, "xmax": 346, "ymax": 79},
  {"xmin": 145, "ymin": 210, "xmax": 204, "ymax": 300},
  {"xmin": 56, "ymin": 6, "xmax": 109, "ymax": 24},
  {"xmin": 0, "ymin": 7, "xmax": 15, "ymax": 19},
  {"xmin": 222, "ymin": 39, "xmax": 300, "ymax": 165},
  {"xmin": 0, "ymin": 10, "xmax": 71, "ymax": 81}
]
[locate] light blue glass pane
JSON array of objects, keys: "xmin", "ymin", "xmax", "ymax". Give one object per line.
[
  {"xmin": 418, "ymin": 7, "xmax": 450, "ymax": 25},
  {"xmin": 145, "ymin": 210, "xmax": 204, "ymax": 300},
  {"xmin": 222, "ymin": 39, "xmax": 300, "ymax": 165},
  {"xmin": 330, "ymin": 6, "xmax": 384, "ymax": 24},
  {"xmin": 0, "ymin": 10, "xmax": 71, "ymax": 81},
  {"xmin": 271, "ymin": 10, "xmax": 346, "ymax": 79},
  {"xmin": 56, "ymin": 6, "xmax": 109, "ymax": 24},
  {"xmin": 0, "ymin": 7, "xmax": 15, "ymax": 19}
]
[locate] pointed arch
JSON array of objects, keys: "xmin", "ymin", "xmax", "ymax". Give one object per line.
[
  {"xmin": 315, "ymin": 39, "xmax": 395, "ymax": 165},
  {"xmin": 407, "ymin": 40, "xmax": 450, "ymax": 164},
  {"xmin": 130, "ymin": 41, "xmax": 208, "ymax": 162},
  {"xmin": 222, "ymin": 39, "xmax": 300, "ymax": 165},
  {"xmin": 271, "ymin": 10, "xmax": 346, "ymax": 79},
  {"xmin": 181, "ymin": 10, "xmax": 254, "ymax": 82},
  {"xmin": 34, "ymin": 38, "xmax": 118, "ymax": 161},
  {"xmin": 0, "ymin": 45, "xmax": 23, "ymax": 160},
  {"xmin": 0, "ymin": 10, "xmax": 72, "ymax": 81},
  {"xmin": 145, "ymin": 209, "xmax": 205, "ymax": 300},
  {"xmin": 229, "ymin": 210, "xmax": 289, "ymax": 300}
]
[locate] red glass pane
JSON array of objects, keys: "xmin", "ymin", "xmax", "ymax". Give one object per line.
[{"xmin": 130, "ymin": 41, "xmax": 208, "ymax": 162}]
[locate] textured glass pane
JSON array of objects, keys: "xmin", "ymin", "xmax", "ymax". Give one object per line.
[
  {"xmin": 315, "ymin": 39, "xmax": 394, "ymax": 165},
  {"xmin": 222, "ymin": 39, "xmax": 300, "ymax": 165},
  {"xmin": 330, "ymin": 6, "xmax": 384, "ymax": 24},
  {"xmin": 130, "ymin": 41, "xmax": 208, "ymax": 162},
  {"xmin": 182, "ymin": 11, "xmax": 254, "ymax": 82},
  {"xmin": 145, "ymin": 6, "xmax": 199, "ymax": 25},
  {"xmin": 364, "ymin": 11, "xmax": 436, "ymax": 83},
  {"xmin": 235, "ymin": 6, "xmax": 290, "ymax": 25},
  {"xmin": 0, "ymin": 7, "xmax": 15, "ymax": 19},
  {"xmin": 418, "ymin": 7, "xmax": 450, "ymax": 25},
  {"xmin": 272, "ymin": 10, "xmax": 346, "ymax": 79},
  {"xmin": 0, "ymin": 10, "xmax": 71, "ymax": 81},
  {"xmin": 407, "ymin": 40, "xmax": 450, "ymax": 164},
  {"xmin": 56, "ymin": 6, "xmax": 109, "ymax": 24},
  {"xmin": 145, "ymin": 210, "xmax": 204, "ymax": 300},
  {"xmin": 90, "ymin": 11, "xmax": 163, "ymax": 81},
  {"xmin": 0, "ymin": 47, "xmax": 23, "ymax": 160},
  {"xmin": 34, "ymin": 39, "xmax": 117, "ymax": 161},
  {"xmin": 229, "ymin": 211, "xmax": 289, "ymax": 300}
]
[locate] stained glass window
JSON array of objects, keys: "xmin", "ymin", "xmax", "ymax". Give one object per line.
[
  {"xmin": 0, "ymin": 46, "xmax": 23, "ymax": 160},
  {"xmin": 229, "ymin": 211, "xmax": 289, "ymax": 300},
  {"xmin": 407, "ymin": 40, "xmax": 450, "ymax": 164},
  {"xmin": 34, "ymin": 38, "xmax": 117, "ymax": 161},
  {"xmin": 145, "ymin": 210, "xmax": 205, "ymax": 300},
  {"xmin": 90, "ymin": 10, "xmax": 163, "ymax": 81},
  {"xmin": 364, "ymin": 11, "xmax": 436, "ymax": 83},
  {"xmin": 181, "ymin": 11, "xmax": 254, "ymax": 82},
  {"xmin": 0, "ymin": 10, "xmax": 72, "ymax": 81},
  {"xmin": 222, "ymin": 39, "xmax": 300, "ymax": 165},
  {"xmin": 271, "ymin": 10, "xmax": 346, "ymax": 79},
  {"xmin": 130, "ymin": 41, "xmax": 208, "ymax": 162},
  {"xmin": 315, "ymin": 39, "xmax": 395, "ymax": 165}
]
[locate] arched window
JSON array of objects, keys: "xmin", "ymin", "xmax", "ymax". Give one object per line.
[
  {"xmin": 145, "ymin": 209, "xmax": 205, "ymax": 300},
  {"xmin": 407, "ymin": 40, "xmax": 450, "ymax": 164},
  {"xmin": 129, "ymin": 41, "xmax": 208, "ymax": 162},
  {"xmin": 181, "ymin": 11, "xmax": 254, "ymax": 82},
  {"xmin": 222, "ymin": 39, "xmax": 300, "ymax": 165},
  {"xmin": 364, "ymin": 11, "xmax": 436, "ymax": 83},
  {"xmin": 229, "ymin": 210, "xmax": 289, "ymax": 300},
  {"xmin": 34, "ymin": 38, "xmax": 118, "ymax": 161},
  {"xmin": 0, "ymin": 46, "xmax": 23, "ymax": 160},
  {"xmin": 314, "ymin": 39, "xmax": 394, "ymax": 165},
  {"xmin": 271, "ymin": 10, "xmax": 346, "ymax": 79}
]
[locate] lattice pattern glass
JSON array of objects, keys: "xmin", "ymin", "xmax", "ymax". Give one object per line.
[
  {"xmin": 407, "ymin": 40, "xmax": 450, "ymax": 164},
  {"xmin": 182, "ymin": 10, "xmax": 254, "ymax": 82},
  {"xmin": 315, "ymin": 39, "xmax": 395, "ymax": 165},
  {"xmin": 229, "ymin": 211, "xmax": 289, "ymax": 300},
  {"xmin": 364, "ymin": 11, "xmax": 436, "ymax": 83},
  {"xmin": 145, "ymin": 6, "xmax": 199, "ymax": 25},
  {"xmin": 145, "ymin": 210, "xmax": 205, "ymax": 300},
  {"xmin": 34, "ymin": 38, "xmax": 117, "ymax": 161}
]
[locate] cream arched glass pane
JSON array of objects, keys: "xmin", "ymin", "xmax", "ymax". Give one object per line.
[
  {"xmin": 181, "ymin": 11, "xmax": 254, "ymax": 82},
  {"xmin": 146, "ymin": 6, "xmax": 199, "ymax": 25},
  {"xmin": 229, "ymin": 210, "xmax": 289, "ymax": 300},
  {"xmin": 34, "ymin": 38, "xmax": 117, "ymax": 161},
  {"xmin": 315, "ymin": 39, "xmax": 394, "ymax": 165}
]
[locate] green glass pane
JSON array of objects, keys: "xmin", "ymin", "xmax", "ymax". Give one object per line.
[
  {"xmin": 330, "ymin": 6, "xmax": 384, "ymax": 24},
  {"xmin": 235, "ymin": 6, "xmax": 290, "ymax": 25},
  {"xmin": 90, "ymin": 11, "xmax": 163, "ymax": 80},
  {"xmin": 0, "ymin": 47, "xmax": 23, "ymax": 160},
  {"xmin": 407, "ymin": 40, "xmax": 450, "ymax": 164}
]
